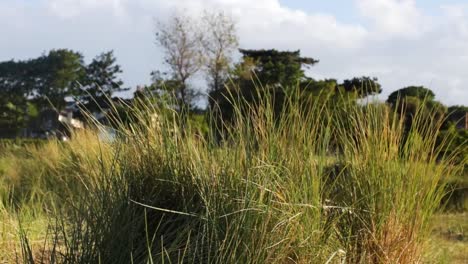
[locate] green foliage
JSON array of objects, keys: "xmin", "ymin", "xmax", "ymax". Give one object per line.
[
  {"xmin": 33, "ymin": 49, "xmax": 86, "ymax": 109},
  {"xmin": 211, "ymin": 50, "xmax": 382, "ymax": 135},
  {"xmin": 235, "ymin": 49, "xmax": 318, "ymax": 88},
  {"xmin": 340, "ymin": 76, "xmax": 382, "ymax": 98},
  {"xmin": 424, "ymin": 104, "xmax": 468, "ymax": 213},
  {"xmin": 138, "ymin": 70, "xmax": 201, "ymax": 124},
  {"xmin": 81, "ymin": 50, "xmax": 127, "ymax": 111},
  {"xmin": 387, "ymin": 86, "xmax": 447, "ymax": 133},
  {"xmin": 437, "ymin": 127, "xmax": 467, "ymax": 211},
  {"xmin": 0, "ymin": 60, "xmax": 35, "ymax": 131},
  {"xmin": 302, "ymin": 78, "xmax": 339, "ymax": 94},
  {"xmin": 387, "ymin": 86, "xmax": 436, "ymax": 106},
  {"xmin": 445, "ymin": 105, "xmax": 468, "ymax": 129},
  {"xmin": 0, "ymin": 49, "xmax": 85, "ymax": 113},
  {"xmin": 210, "ymin": 49, "xmax": 321, "ymax": 131},
  {"xmin": 0, "ymin": 49, "xmax": 126, "ymax": 133}
]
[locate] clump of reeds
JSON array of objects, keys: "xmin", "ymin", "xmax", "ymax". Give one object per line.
[{"xmin": 3, "ymin": 86, "xmax": 463, "ymax": 263}]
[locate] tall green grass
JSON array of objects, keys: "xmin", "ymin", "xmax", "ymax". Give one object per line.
[
  {"xmin": 0, "ymin": 87, "xmax": 464, "ymax": 263},
  {"xmin": 329, "ymin": 100, "xmax": 462, "ymax": 263}
]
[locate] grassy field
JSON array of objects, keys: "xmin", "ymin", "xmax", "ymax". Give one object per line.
[
  {"xmin": 426, "ymin": 214, "xmax": 467, "ymax": 263},
  {"xmin": 0, "ymin": 90, "xmax": 466, "ymax": 263}
]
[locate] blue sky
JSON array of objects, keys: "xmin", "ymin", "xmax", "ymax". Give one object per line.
[
  {"xmin": 1, "ymin": 0, "xmax": 467, "ymax": 105},
  {"xmin": 280, "ymin": 0, "xmax": 465, "ymax": 21}
]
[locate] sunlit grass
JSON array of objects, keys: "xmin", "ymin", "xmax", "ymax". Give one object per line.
[
  {"xmin": 425, "ymin": 213, "xmax": 467, "ymax": 263},
  {"xmin": 0, "ymin": 87, "xmax": 464, "ymax": 263}
]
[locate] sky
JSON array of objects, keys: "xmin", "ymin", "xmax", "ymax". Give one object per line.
[{"xmin": 1, "ymin": 0, "xmax": 467, "ymax": 106}]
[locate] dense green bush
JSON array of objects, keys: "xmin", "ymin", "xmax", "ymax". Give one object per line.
[{"xmin": 437, "ymin": 128, "xmax": 467, "ymax": 211}]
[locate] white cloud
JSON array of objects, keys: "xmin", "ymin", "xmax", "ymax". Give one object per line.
[
  {"xmin": 48, "ymin": 0, "xmax": 127, "ymax": 18},
  {"xmin": 140, "ymin": 0, "xmax": 368, "ymax": 50},
  {"xmin": 0, "ymin": 0, "xmax": 467, "ymax": 105},
  {"xmin": 356, "ymin": 0, "xmax": 429, "ymax": 38}
]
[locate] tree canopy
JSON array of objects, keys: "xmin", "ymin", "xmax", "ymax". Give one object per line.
[
  {"xmin": 0, "ymin": 49, "xmax": 127, "ymax": 135},
  {"xmin": 81, "ymin": 51, "xmax": 126, "ymax": 111},
  {"xmin": 236, "ymin": 49, "xmax": 319, "ymax": 88},
  {"xmin": 387, "ymin": 86, "xmax": 435, "ymax": 106},
  {"xmin": 0, "ymin": 49, "xmax": 86, "ymax": 110},
  {"xmin": 340, "ymin": 76, "xmax": 382, "ymax": 98},
  {"xmin": 0, "ymin": 60, "xmax": 34, "ymax": 131},
  {"xmin": 33, "ymin": 49, "xmax": 86, "ymax": 109},
  {"xmin": 445, "ymin": 105, "xmax": 468, "ymax": 129},
  {"xmin": 387, "ymin": 86, "xmax": 447, "ymax": 131}
]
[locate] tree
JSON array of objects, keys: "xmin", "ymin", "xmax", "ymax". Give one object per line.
[
  {"xmin": 137, "ymin": 70, "xmax": 184, "ymax": 105},
  {"xmin": 30, "ymin": 49, "xmax": 86, "ymax": 110},
  {"xmin": 235, "ymin": 49, "xmax": 319, "ymax": 88},
  {"xmin": 386, "ymin": 86, "xmax": 435, "ymax": 106},
  {"xmin": 0, "ymin": 49, "xmax": 103, "ymax": 135},
  {"xmin": 155, "ymin": 13, "xmax": 204, "ymax": 112},
  {"xmin": 220, "ymin": 49, "xmax": 318, "ymax": 112},
  {"xmin": 445, "ymin": 105, "xmax": 468, "ymax": 129},
  {"xmin": 0, "ymin": 59, "xmax": 44, "ymax": 133},
  {"xmin": 387, "ymin": 86, "xmax": 446, "ymax": 131},
  {"xmin": 340, "ymin": 76, "xmax": 382, "ymax": 98},
  {"xmin": 201, "ymin": 11, "xmax": 239, "ymax": 101},
  {"xmin": 81, "ymin": 51, "xmax": 126, "ymax": 111},
  {"xmin": 209, "ymin": 49, "xmax": 319, "ymax": 128}
]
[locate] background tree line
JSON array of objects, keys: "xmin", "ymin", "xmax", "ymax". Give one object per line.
[
  {"xmin": 0, "ymin": 49, "xmax": 125, "ymax": 134},
  {"xmin": 0, "ymin": 10, "xmax": 466, "ymax": 141}
]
